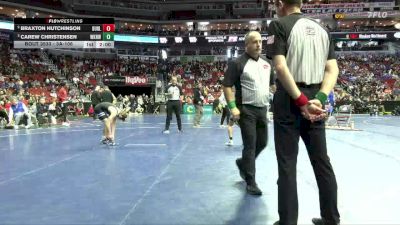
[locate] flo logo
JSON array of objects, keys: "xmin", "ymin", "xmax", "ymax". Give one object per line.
[{"xmin": 367, "ymin": 11, "xmax": 388, "ymax": 18}]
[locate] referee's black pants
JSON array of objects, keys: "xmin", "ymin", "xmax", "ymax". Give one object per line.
[
  {"xmin": 0, "ymin": 110, "xmax": 9, "ymax": 124},
  {"xmin": 238, "ymin": 104, "xmax": 268, "ymax": 186},
  {"xmin": 165, "ymin": 100, "xmax": 182, "ymax": 131},
  {"xmin": 273, "ymin": 83, "xmax": 340, "ymax": 225},
  {"xmin": 57, "ymin": 102, "xmax": 68, "ymax": 123},
  {"xmin": 220, "ymin": 105, "xmax": 230, "ymax": 125}
]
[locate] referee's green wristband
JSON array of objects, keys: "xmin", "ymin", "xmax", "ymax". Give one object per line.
[
  {"xmin": 315, "ymin": 91, "xmax": 328, "ymax": 104},
  {"xmin": 228, "ymin": 101, "xmax": 237, "ymax": 109}
]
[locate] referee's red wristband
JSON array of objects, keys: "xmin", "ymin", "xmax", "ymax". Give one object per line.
[{"xmin": 294, "ymin": 93, "xmax": 309, "ymax": 107}]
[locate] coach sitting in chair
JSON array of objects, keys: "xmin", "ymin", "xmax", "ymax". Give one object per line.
[{"xmin": 7, "ymin": 97, "xmax": 33, "ymax": 129}]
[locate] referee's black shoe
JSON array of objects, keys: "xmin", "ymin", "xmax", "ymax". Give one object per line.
[
  {"xmin": 246, "ymin": 183, "xmax": 262, "ymax": 196},
  {"xmin": 312, "ymin": 218, "xmax": 339, "ymax": 225},
  {"xmin": 235, "ymin": 158, "xmax": 245, "ymax": 181},
  {"xmin": 273, "ymin": 218, "xmax": 339, "ymax": 225}
]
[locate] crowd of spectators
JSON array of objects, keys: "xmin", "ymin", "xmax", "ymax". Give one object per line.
[
  {"xmin": 159, "ymin": 60, "xmax": 227, "ymax": 104},
  {"xmin": 0, "ymin": 41, "xmax": 88, "ymax": 128},
  {"xmin": 119, "ymin": 26, "xmax": 268, "ymax": 36},
  {"xmin": 335, "ymin": 53, "xmax": 400, "ymax": 113},
  {"xmin": 117, "ymin": 23, "xmax": 395, "ymax": 36},
  {"xmin": 52, "ymin": 55, "xmax": 158, "ymax": 80},
  {"xmin": 2, "ymin": 38, "xmax": 400, "ymax": 129},
  {"xmin": 115, "ymin": 94, "xmax": 156, "ymax": 114}
]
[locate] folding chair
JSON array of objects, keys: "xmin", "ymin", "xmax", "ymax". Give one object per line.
[
  {"xmin": 153, "ymin": 104, "xmax": 160, "ymax": 114},
  {"xmin": 333, "ymin": 105, "xmax": 353, "ymax": 128}
]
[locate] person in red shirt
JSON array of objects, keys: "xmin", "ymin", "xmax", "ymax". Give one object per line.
[
  {"xmin": 57, "ymin": 83, "xmax": 68, "ymax": 103},
  {"xmin": 4, "ymin": 100, "xmax": 10, "ymax": 109},
  {"xmin": 57, "ymin": 82, "xmax": 69, "ymax": 126}
]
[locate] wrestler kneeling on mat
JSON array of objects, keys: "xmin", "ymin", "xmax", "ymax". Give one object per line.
[{"xmin": 94, "ymin": 102, "xmax": 129, "ymax": 146}]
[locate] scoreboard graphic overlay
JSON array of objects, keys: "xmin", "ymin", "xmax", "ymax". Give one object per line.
[{"xmin": 13, "ymin": 18, "xmax": 115, "ymax": 49}]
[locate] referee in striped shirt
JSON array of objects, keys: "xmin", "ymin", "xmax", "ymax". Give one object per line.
[
  {"xmin": 266, "ymin": 0, "xmax": 340, "ymax": 224},
  {"xmin": 163, "ymin": 76, "xmax": 183, "ymax": 134},
  {"xmin": 223, "ymin": 31, "xmax": 274, "ymax": 195}
]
